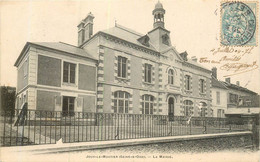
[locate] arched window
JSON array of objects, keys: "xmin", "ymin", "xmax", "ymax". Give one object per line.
[
  {"xmin": 142, "ymin": 95, "xmax": 154, "ymax": 114},
  {"xmin": 199, "ymin": 102, "xmax": 207, "ymax": 117},
  {"xmin": 183, "ymin": 100, "xmax": 193, "ymax": 116},
  {"xmin": 168, "ymin": 69, "xmax": 174, "ymax": 85},
  {"xmin": 114, "ymin": 91, "xmax": 130, "ymax": 113}
]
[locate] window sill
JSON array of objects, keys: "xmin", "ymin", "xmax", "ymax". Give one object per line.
[
  {"xmin": 116, "ymin": 76, "xmax": 129, "ymax": 81},
  {"xmin": 143, "ymin": 82, "xmax": 154, "ymax": 85},
  {"xmin": 62, "ymin": 82, "xmax": 77, "ymax": 87},
  {"xmin": 184, "ymin": 89, "xmax": 192, "ymax": 93}
]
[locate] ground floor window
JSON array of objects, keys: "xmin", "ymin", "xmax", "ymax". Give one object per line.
[
  {"xmin": 217, "ymin": 109, "xmax": 224, "ymax": 118},
  {"xmin": 62, "ymin": 96, "xmax": 75, "ymax": 116},
  {"xmin": 199, "ymin": 102, "xmax": 207, "ymax": 117},
  {"xmin": 184, "ymin": 100, "xmax": 193, "ymax": 116},
  {"xmin": 142, "ymin": 95, "xmax": 154, "ymax": 114},
  {"xmin": 114, "ymin": 91, "xmax": 129, "ymax": 113}
]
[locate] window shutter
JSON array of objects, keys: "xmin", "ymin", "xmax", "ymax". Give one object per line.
[
  {"xmin": 56, "ymin": 96, "xmax": 61, "ymax": 105},
  {"xmin": 204, "ymin": 80, "xmax": 206, "ymax": 93},
  {"xmin": 76, "ymin": 97, "xmax": 83, "ymax": 112},
  {"xmin": 199, "ymin": 80, "xmax": 201, "ymax": 93},
  {"xmin": 184, "ymin": 76, "xmax": 186, "ymax": 90},
  {"xmin": 55, "ymin": 95, "xmax": 62, "ymax": 112}
]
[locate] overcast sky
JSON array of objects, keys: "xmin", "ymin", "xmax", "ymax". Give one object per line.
[{"xmin": 0, "ymin": 0, "xmax": 259, "ymax": 93}]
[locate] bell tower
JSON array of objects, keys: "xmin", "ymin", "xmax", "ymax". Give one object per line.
[{"xmin": 153, "ymin": 1, "xmax": 165, "ymax": 28}]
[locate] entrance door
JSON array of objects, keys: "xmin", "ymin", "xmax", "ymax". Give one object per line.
[{"xmin": 168, "ymin": 97, "xmax": 174, "ymax": 121}]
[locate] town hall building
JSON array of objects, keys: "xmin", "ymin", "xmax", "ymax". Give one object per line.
[{"xmin": 14, "ymin": 2, "xmax": 213, "ymax": 118}]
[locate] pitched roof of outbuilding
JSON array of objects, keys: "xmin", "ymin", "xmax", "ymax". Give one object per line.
[
  {"xmin": 211, "ymin": 76, "xmax": 228, "ymax": 89},
  {"xmin": 14, "ymin": 42, "xmax": 97, "ymax": 66},
  {"xmin": 220, "ymin": 81, "xmax": 258, "ymax": 95}
]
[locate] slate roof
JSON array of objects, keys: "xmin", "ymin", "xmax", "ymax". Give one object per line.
[
  {"xmin": 220, "ymin": 81, "xmax": 258, "ymax": 95},
  {"xmin": 15, "ymin": 42, "xmax": 97, "ymax": 66},
  {"xmin": 211, "ymin": 76, "xmax": 228, "ymax": 89},
  {"xmin": 101, "ymin": 24, "xmax": 157, "ymax": 51},
  {"xmin": 30, "ymin": 42, "xmax": 96, "ymax": 59},
  {"xmin": 185, "ymin": 58, "xmax": 211, "ymax": 72}
]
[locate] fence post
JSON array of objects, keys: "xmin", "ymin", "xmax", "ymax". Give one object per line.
[
  {"xmin": 189, "ymin": 118, "xmax": 192, "ymax": 135},
  {"xmin": 251, "ymin": 115, "xmax": 259, "ymax": 150}
]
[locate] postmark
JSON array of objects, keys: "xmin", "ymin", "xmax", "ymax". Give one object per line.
[{"xmin": 221, "ymin": 1, "xmax": 257, "ymax": 46}]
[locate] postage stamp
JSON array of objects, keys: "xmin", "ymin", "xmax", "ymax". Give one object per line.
[{"xmin": 221, "ymin": 1, "xmax": 258, "ymax": 46}]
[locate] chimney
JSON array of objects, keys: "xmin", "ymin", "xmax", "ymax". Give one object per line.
[
  {"xmin": 78, "ymin": 12, "xmax": 94, "ymax": 46},
  {"xmin": 225, "ymin": 77, "xmax": 230, "ymax": 83},
  {"xmin": 180, "ymin": 51, "xmax": 188, "ymax": 61},
  {"xmin": 236, "ymin": 81, "xmax": 240, "ymax": 86},
  {"xmin": 77, "ymin": 22, "xmax": 85, "ymax": 46},
  {"xmin": 191, "ymin": 56, "xmax": 197, "ymax": 62},
  {"xmin": 212, "ymin": 67, "xmax": 217, "ymax": 79}
]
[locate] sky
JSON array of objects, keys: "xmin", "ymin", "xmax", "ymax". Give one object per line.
[{"xmin": 0, "ymin": 0, "xmax": 259, "ymax": 93}]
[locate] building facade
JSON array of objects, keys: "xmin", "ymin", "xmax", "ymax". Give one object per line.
[
  {"xmin": 211, "ymin": 68, "xmax": 228, "ymax": 118},
  {"xmin": 80, "ymin": 2, "xmax": 212, "ymax": 117},
  {"xmin": 221, "ymin": 78, "xmax": 259, "ymax": 108},
  {"xmin": 15, "ymin": 2, "xmax": 213, "ymax": 117},
  {"xmin": 14, "ymin": 42, "xmax": 97, "ymax": 115}
]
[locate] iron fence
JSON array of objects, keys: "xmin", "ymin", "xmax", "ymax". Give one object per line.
[{"xmin": 0, "ymin": 109, "xmax": 251, "ymax": 146}]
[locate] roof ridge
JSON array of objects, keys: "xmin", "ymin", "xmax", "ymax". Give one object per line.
[
  {"xmin": 115, "ymin": 23, "xmax": 143, "ymax": 37},
  {"xmin": 59, "ymin": 42, "xmax": 81, "ymax": 48}
]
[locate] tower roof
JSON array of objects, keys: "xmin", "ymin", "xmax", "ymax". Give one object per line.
[{"xmin": 155, "ymin": 1, "xmax": 163, "ymax": 9}]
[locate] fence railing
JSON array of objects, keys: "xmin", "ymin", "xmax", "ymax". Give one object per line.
[{"xmin": 0, "ymin": 109, "xmax": 251, "ymax": 147}]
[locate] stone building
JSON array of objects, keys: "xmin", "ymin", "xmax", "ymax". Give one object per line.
[
  {"xmin": 14, "ymin": 42, "xmax": 97, "ymax": 115},
  {"xmin": 15, "ymin": 2, "xmax": 212, "ymax": 117}
]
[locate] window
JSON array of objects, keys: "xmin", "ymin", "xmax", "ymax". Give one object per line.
[
  {"xmin": 217, "ymin": 109, "xmax": 224, "ymax": 118},
  {"xmin": 216, "ymin": 91, "xmax": 220, "ymax": 104},
  {"xmin": 229, "ymin": 93, "xmax": 238, "ymax": 104},
  {"xmin": 199, "ymin": 102, "xmax": 207, "ymax": 117},
  {"xmin": 199, "ymin": 79, "xmax": 205, "ymax": 93},
  {"xmin": 24, "ymin": 60, "xmax": 28, "ymax": 77},
  {"xmin": 117, "ymin": 56, "xmax": 127, "ymax": 78},
  {"xmin": 114, "ymin": 91, "xmax": 129, "ymax": 113},
  {"xmin": 142, "ymin": 95, "xmax": 154, "ymax": 114},
  {"xmin": 185, "ymin": 75, "xmax": 191, "ymax": 90},
  {"xmin": 162, "ymin": 34, "xmax": 169, "ymax": 45},
  {"xmin": 144, "ymin": 64, "xmax": 152, "ymax": 83},
  {"xmin": 168, "ymin": 69, "xmax": 174, "ymax": 85},
  {"xmin": 62, "ymin": 96, "xmax": 75, "ymax": 116},
  {"xmin": 183, "ymin": 100, "xmax": 193, "ymax": 116},
  {"xmin": 63, "ymin": 62, "xmax": 76, "ymax": 84}
]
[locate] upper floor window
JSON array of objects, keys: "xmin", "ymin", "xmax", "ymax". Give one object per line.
[
  {"xmin": 168, "ymin": 69, "xmax": 174, "ymax": 85},
  {"xmin": 183, "ymin": 100, "xmax": 193, "ymax": 116},
  {"xmin": 117, "ymin": 56, "xmax": 127, "ymax": 78},
  {"xmin": 63, "ymin": 62, "xmax": 76, "ymax": 84},
  {"xmin": 114, "ymin": 91, "xmax": 129, "ymax": 113},
  {"xmin": 162, "ymin": 34, "xmax": 169, "ymax": 46},
  {"xmin": 229, "ymin": 93, "xmax": 238, "ymax": 104},
  {"xmin": 142, "ymin": 95, "xmax": 154, "ymax": 114},
  {"xmin": 199, "ymin": 79, "xmax": 205, "ymax": 93},
  {"xmin": 185, "ymin": 75, "xmax": 191, "ymax": 90},
  {"xmin": 23, "ymin": 59, "xmax": 28, "ymax": 77},
  {"xmin": 216, "ymin": 91, "xmax": 220, "ymax": 104},
  {"xmin": 144, "ymin": 64, "xmax": 152, "ymax": 83}
]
